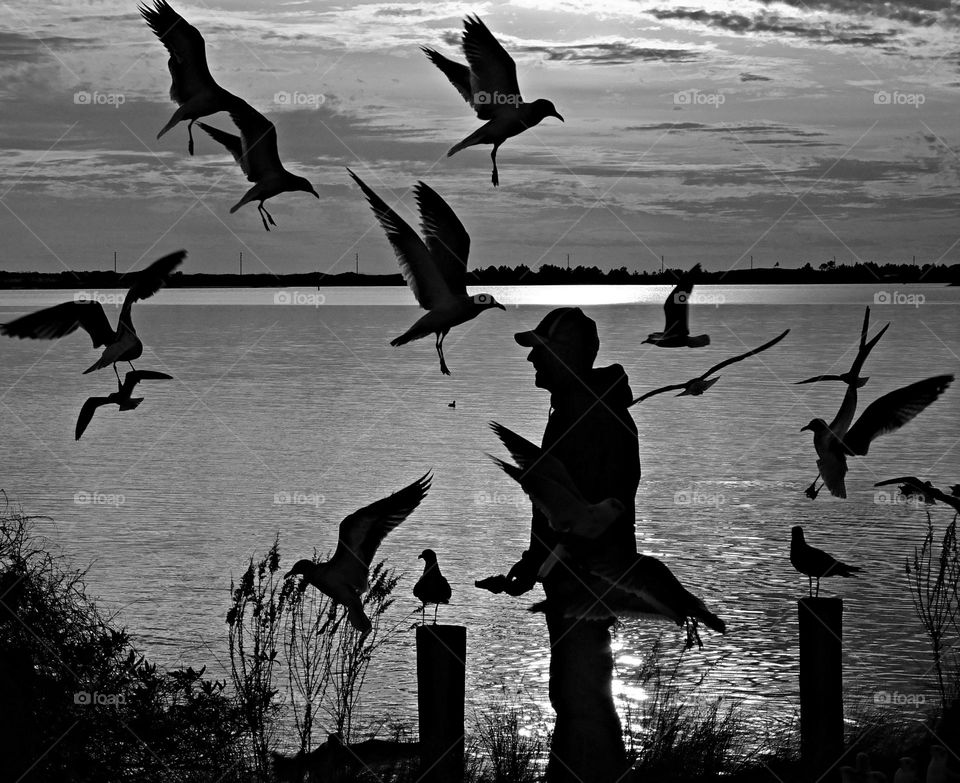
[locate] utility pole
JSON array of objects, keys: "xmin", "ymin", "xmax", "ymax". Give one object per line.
[
  {"xmin": 566, "ymin": 253, "xmax": 570, "ymax": 270},
  {"xmin": 113, "ymin": 251, "xmax": 117, "ymax": 274},
  {"xmin": 660, "ymin": 255, "xmax": 664, "ymax": 274},
  {"xmin": 750, "ymin": 254, "xmax": 753, "ymax": 270},
  {"xmin": 239, "ymin": 251, "xmax": 243, "ymax": 276},
  {"xmin": 356, "ymin": 252, "xmax": 359, "ymax": 275}
]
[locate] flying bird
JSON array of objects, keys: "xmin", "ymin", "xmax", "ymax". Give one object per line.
[
  {"xmin": 348, "ymin": 169, "xmax": 505, "ymax": 375},
  {"xmin": 140, "ymin": 0, "xmax": 241, "ymax": 155},
  {"xmin": 488, "ymin": 420, "xmax": 625, "ymax": 576},
  {"xmin": 533, "ymin": 552, "xmax": 726, "ymax": 649},
  {"xmin": 413, "ymin": 548, "xmax": 452, "ymax": 624},
  {"xmin": 422, "ymin": 15, "xmax": 563, "ymax": 186},
  {"xmin": 1, "ymin": 250, "xmax": 185, "ymax": 380},
  {"xmin": 284, "ymin": 473, "xmax": 431, "ymax": 634},
  {"xmin": 643, "ymin": 264, "xmax": 711, "ymax": 347},
  {"xmin": 874, "ymin": 477, "xmax": 960, "ymax": 512},
  {"xmin": 199, "ymin": 98, "xmax": 318, "ymax": 231},
  {"xmin": 631, "ymin": 329, "xmax": 789, "ymax": 404},
  {"xmin": 75, "ymin": 370, "xmax": 173, "ymax": 441},
  {"xmin": 790, "ymin": 526, "xmax": 860, "ymax": 597}
]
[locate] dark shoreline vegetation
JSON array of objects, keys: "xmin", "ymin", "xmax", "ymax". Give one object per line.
[
  {"xmin": 1, "ymin": 496, "xmax": 957, "ymax": 782},
  {"xmin": 1, "ymin": 260, "xmax": 959, "ymax": 290}
]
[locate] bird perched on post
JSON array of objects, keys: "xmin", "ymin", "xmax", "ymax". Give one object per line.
[
  {"xmin": 790, "ymin": 526, "xmax": 860, "ymax": 597},
  {"xmin": 1, "ymin": 250, "xmax": 185, "ymax": 381},
  {"xmin": 140, "ymin": 0, "xmax": 241, "ymax": 155},
  {"xmin": 75, "ymin": 370, "xmax": 173, "ymax": 440},
  {"xmin": 413, "ymin": 549, "xmax": 451, "ymax": 624},
  {"xmin": 422, "ymin": 15, "xmax": 563, "ymax": 186},
  {"xmin": 348, "ymin": 169, "xmax": 505, "ymax": 375},
  {"xmin": 642, "ymin": 264, "xmax": 710, "ymax": 348},
  {"xmin": 285, "ymin": 473, "xmax": 432, "ymax": 634}
]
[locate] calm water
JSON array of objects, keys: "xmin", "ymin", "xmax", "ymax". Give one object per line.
[{"xmin": 1, "ymin": 284, "xmax": 958, "ymax": 740}]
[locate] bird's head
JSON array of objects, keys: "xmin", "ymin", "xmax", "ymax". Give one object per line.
[
  {"xmin": 472, "ymin": 293, "xmax": 506, "ymax": 311},
  {"xmin": 292, "ymin": 176, "xmax": 319, "ymax": 199},
  {"xmin": 791, "ymin": 526, "xmax": 804, "ymax": 543},
  {"xmin": 531, "ymin": 98, "xmax": 564, "ymax": 123},
  {"xmin": 800, "ymin": 418, "xmax": 826, "ymax": 434},
  {"xmin": 418, "ymin": 548, "xmax": 438, "ymax": 562},
  {"xmin": 283, "ymin": 559, "xmax": 314, "ymax": 579}
]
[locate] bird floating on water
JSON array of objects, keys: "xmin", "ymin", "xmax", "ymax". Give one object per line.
[
  {"xmin": 631, "ymin": 329, "xmax": 789, "ymax": 405},
  {"xmin": 413, "ymin": 548, "xmax": 452, "ymax": 624},
  {"xmin": 199, "ymin": 98, "xmax": 318, "ymax": 230},
  {"xmin": 874, "ymin": 477, "xmax": 960, "ymax": 513},
  {"xmin": 140, "ymin": 0, "xmax": 240, "ymax": 155},
  {"xmin": 488, "ymin": 420, "xmax": 625, "ymax": 577},
  {"xmin": 800, "ymin": 308, "xmax": 953, "ymax": 498},
  {"xmin": 448, "ymin": 400, "xmax": 456, "ymax": 408},
  {"xmin": 422, "ymin": 15, "xmax": 563, "ymax": 186},
  {"xmin": 1, "ymin": 250, "xmax": 185, "ymax": 380},
  {"xmin": 643, "ymin": 264, "xmax": 710, "ymax": 347},
  {"xmin": 75, "ymin": 370, "xmax": 173, "ymax": 441},
  {"xmin": 284, "ymin": 472, "xmax": 432, "ymax": 634},
  {"xmin": 348, "ymin": 169, "xmax": 505, "ymax": 375},
  {"xmin": 790, "ymin": 526, "xmax": 860, "ymax": 597}
]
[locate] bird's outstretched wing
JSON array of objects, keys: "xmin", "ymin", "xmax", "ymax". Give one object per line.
[
  {"xmin": 348, "ymin": 170, "xmax": 453, "ymax": 310},
  {"xmin": 414, "ymin": 182, "xmax": 470, "ymax": 298},
  {"xmin": 421, "ymin": 47, "xmax": 474, "ymax": 107},
  {"xmin": 198, "ymin": 121, "xmax": 246, "ymax": 171},
  {"xmin": 461, "ymin": 15, "xmax": 521, "ymax": 119},
  {"xmin": 330, "ymin": 472, "xmax": 432, "ymax": 575},
  {"xmin": 1, "ymin": 301, "xmax": 115, "ymax": 347},
  {"xmin": 843, "ymin": 374, "xmax": 953, "ymax": 456},
  {"xmin": 75, "ymin": 397, "xmax": 111, "ymax": 440},
  {"xmin": 795, "ymin": 374, "xmax": 868, "ymax": 387},
  {"xmin": 201, "ymin": 98, "xmax": 281, "ymax": 183},
  {"xmin": 122, "ymin": 250, "xmax": 186, "ymax": 311},
  {"xmin": 139, "ymin": 0, "xmax": 216, "ymax": 105},
  {"xmin": 874, "ymin": 477, "xmax": 960, "ymax": 512},
  {"xmin": 120, "ymin": 369, "xmax": 173, "ymax": 396},
  {"xmin": 828, "ymin": 309, "xmax": 889, "ymax": 435},
  {"xmin": 629, "ymin": 383, "xmax": 688, "ymax": 405},
  {"xmin": 702, "ymin": 329, "xmax": 790, "ymax": 377}
]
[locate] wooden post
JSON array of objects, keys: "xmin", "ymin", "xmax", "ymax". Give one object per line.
[
  {"xmin": 417, "ymin": 625, "xmax": 465, "ymax": 783},
  {"xmin": 798, "ymin": 597, "xmax": 843, "ymax": 782}
]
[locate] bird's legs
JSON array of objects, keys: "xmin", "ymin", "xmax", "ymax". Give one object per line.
[
  {"xmin": 808, "ymin": 575, "xmax": 814, "ymax": 597},
  {"xmin": 258, "ymin": 202, "xmax": 277, "ymax": 232},
  {"xmin": 187, "ymin": 119, "xmax": 196, "ymax": 156},
  {"xmin": 815, "ymin": 577, "xmax": 821, "ymax": 598},
  {"xmin": 490, "ymin": 144, "xmax": 501, "ymax": 187},
  {"xmin": 436, "ymin": 332, "xmax": 451, "ymax": 376},
  {"xmin": 113, "ymin": 364, "xmax": 122, "ymax": 384},
  {"xmin": 433, "ymin": 604, "xmax": 439, "ymax": 624},
  {"xmin": 805, "ymin": 475, "xmax": 822, "ymax": 500}
]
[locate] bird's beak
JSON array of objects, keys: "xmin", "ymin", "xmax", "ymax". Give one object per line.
[
  {"xmin": 800, "ymin": 424, "xmax": 811, "ymax": 433},
  {"xmin": 552, "ymin": 112, "xmax": 564, "ymax": 122},
  {"xmin": 496, "ymin": 302, "xmax": 506, "ymax": 310},
  {"xmin": 310, "ymin": 188, "xmax": 320, "ymax": 199},
  {"xmin": 283, "ymin": 569, "xmax": 295, "ymax": 579},
  {"xmin": 417, "ymin": 554, "xmax": 424, "ymax": 560}
]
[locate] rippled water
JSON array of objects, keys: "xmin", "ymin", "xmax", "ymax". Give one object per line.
[{"xmin": 1, "ymin": 283, "xmax": 958, "ymax": 738}]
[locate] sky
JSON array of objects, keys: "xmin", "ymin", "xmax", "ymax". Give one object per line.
[{"xmin": 0, "ymin": 0, "xmax": 958, "ymax": 276}]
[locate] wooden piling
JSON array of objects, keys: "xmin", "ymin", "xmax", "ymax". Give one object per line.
[
  {"xmin": 798, "ymin": 596, "xmax": 843, "ymax": 782},
  {"xmin": 417, "ymin": 624, "xmax": 466, "ymax": 783}
]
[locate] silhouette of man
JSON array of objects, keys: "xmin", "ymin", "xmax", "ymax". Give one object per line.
[{"xmin": 481, "ymin": 307, "xmax": 640, "ymax": 783}]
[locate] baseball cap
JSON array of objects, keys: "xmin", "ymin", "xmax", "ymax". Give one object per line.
[{"xmin": 514, "ymin": 307, "xmax": 600, "ymax": 358}]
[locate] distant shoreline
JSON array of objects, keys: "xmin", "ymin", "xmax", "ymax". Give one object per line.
[{"xmin": 0, "ymin": 262, "xmax": 957, "ymax": 289}]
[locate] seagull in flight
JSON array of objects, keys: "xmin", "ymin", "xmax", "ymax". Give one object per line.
[
  {"xmin": 631, "ymin": 329, "xmax": 789, "ymax": 405},
  {"xmin": 413, "ymin": 548, "xmax": 452, "ymax": 624},
  {"xmin": 199, "ymin": 98, "xmax": 318, "ymax": 230},
  {"xmin": 140, "ymin": 0, "xmax": 240, "ymax": 156},
  {"xmin": 800, "ymin": 309, "xmax": 952, "ymax": 498},
  {"xmin": 790, "ymin": 526, "xmax": 860, "ymax": 597},
  {"xmin": 75, "ymin": 370, "xmax": 173, "ymax": 441},
  {"xmin": 1, "ymin": 250, "xmax": 185, "ymax": 380},
  {"xmin": 874, "ymin": 477, "xmax": 960, "ymax": 513},
  {"xmin": 422, "ymin": 15, "xmax": 563, "ymax": 186},
  {"xmin": 643, "ymin": 264, "xmax": 711, "ymax": 348},
  {"xmin": 348, "ymin": 169, "xmax": 505, "ymax": 375},
  {"xmin": 284, "ymin": 473, "xmax": 431, "ymax": 634}
]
